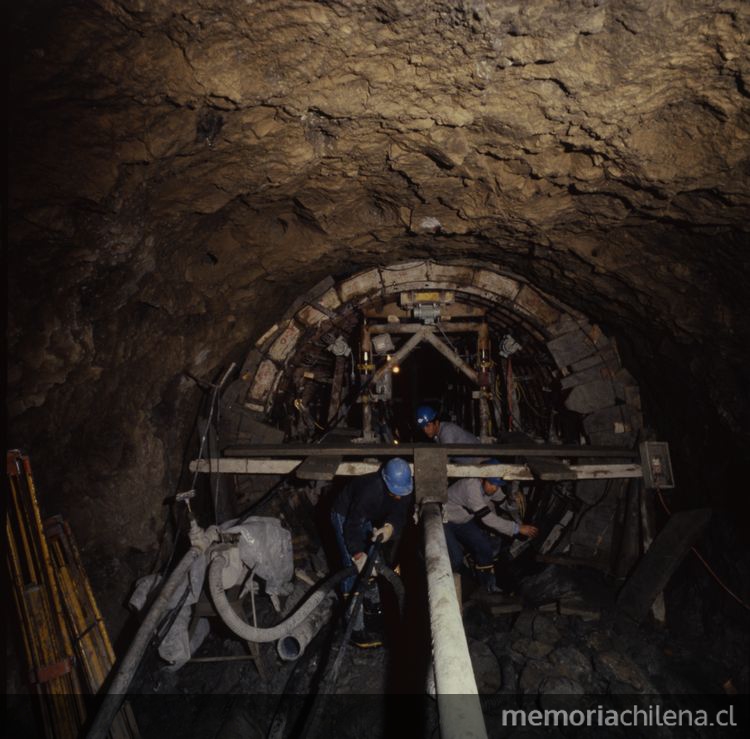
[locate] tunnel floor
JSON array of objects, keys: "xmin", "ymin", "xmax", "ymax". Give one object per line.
[{"xmin": 117, "ymin": 563, "xmax": 739, "ymax": 739}]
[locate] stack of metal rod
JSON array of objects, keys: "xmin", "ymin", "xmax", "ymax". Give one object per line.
[{"xmin": 6, "ymin": 450, "xmax": 139, "ymax": 739}]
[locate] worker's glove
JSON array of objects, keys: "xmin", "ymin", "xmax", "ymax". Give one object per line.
[
  {"xmin": 352, "ymin": 552, "xmax": 366, "ymax": 573},
  {"xmin": 352, "ymin": 552, "xmax": 378, "ymax": 577},
  {"xmin": 371, "ymin": 522, "xmax": 394, "ymax": 543}
]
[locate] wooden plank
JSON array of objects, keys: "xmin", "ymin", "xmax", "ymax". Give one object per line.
[
  {"xmin": 527, "ymin": 458, "xmax": 572, "ymax": 480},
  {"xmin": 295, "ymin": 455, "xmax": 342, "ymax": 481},
  {"xmin": 190, "ymin": 458, "xmax": 643, "ymax": 481},
  {"xmin": 616, "ymin": 508, "xmax": 712, "ymax": 623}
]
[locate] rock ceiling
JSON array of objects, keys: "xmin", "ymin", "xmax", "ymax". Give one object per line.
[{"xmin": 7, "ymin": 1, "xmax": 750, "ymax": 558}]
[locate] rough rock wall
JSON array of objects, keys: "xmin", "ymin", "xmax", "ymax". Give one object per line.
[{"xmin": 8, "ymin": 1, "xmax": 750, "ymax": 567}]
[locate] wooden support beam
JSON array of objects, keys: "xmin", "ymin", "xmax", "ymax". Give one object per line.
[
  {"xmin": 368, "ymin": 322, "xmax": 482, "ymax": 334},
  {"xmin": 190, "ymin": 458, "xmax": 643, "ymax": 482},
  {"xmin": 528, "ymin": 458, "xmax": 572, "ymax": 480},
  {"xmin": 295, "ymin": 455, "xmax": 343, "ymax": 481},
  {"xmin": 616, "ymin": 508, "xmax": 712, "ymax": 623},
  {"xmin": 371, "ymin": 327, "xmax": 429, "ymax": 383},
  {"xmin": 421, "ymin": 329, "xmax": 479, "ymax": 384}
]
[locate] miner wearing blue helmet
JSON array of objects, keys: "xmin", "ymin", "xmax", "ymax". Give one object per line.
[
  {"xmin": 444, "ymin": 460, "xmax": 538, "ymax": 594},
  {"xmin": 415, "ymin": 404, "xmax": 486, "ymax": 463},
  {"xmin": 331, "ymin": 457, "xmax": 413, "ymax": 647}
]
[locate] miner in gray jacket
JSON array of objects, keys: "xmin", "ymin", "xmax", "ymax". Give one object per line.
[
  {"xmin": 444, "ymin": 469, "xmax": 538, "ymax": 592},
  {"xmin": 415, "ymin": 404, "xmax": 485, "ymax": 463}
]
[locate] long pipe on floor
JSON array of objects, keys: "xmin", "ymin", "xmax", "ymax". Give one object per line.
[
  {"xmin": 422, "ymin": 503, "xmax": 488, "ymax": 739},
  {"xmin": 86, "ymin": 545, "xmax": 205, "ymax": 739}
]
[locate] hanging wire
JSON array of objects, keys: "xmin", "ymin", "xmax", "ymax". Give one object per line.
[
  {"xmin": 657, "ymin": 490, "xmax": 750, "ymax": 612},
  {"xmin": 437, "ymin": 322, "xmax": 461, "ymax": 356},
  {"xmin": 212, "ymin": 391, "xmax": 223, "ymax": 523},
  {"xmin": 161, "ymin": 363, "xmax": 237, "ymax": 574},
  {"xmin": 516, "ymin": 377, "xmax": 549, "ymax": 420}
]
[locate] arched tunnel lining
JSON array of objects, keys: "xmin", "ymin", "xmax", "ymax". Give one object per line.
[{"xmin": 219, "ymin": 260, "xmax": 645, "ymax": 568}]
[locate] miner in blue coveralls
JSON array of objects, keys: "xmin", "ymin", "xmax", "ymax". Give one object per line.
[{"xmin": 330, "ymin": 457, "xmax": 413, "ymax": 648}]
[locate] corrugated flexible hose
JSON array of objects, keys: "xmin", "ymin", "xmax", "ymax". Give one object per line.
[{"xmin": 208, "ymin": 553, "xmax": 356, "ymax": 642}]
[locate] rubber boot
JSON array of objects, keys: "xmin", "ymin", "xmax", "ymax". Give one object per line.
[
  {"xmin": 363, "ymin": 598, "xmax": 384, "ymax": 632},
  {"xmin": 477, "ymin": 566, "xmax": 502, "ymax": 593}
]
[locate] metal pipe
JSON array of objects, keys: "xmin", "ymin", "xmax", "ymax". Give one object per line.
[
  {"xmin": 223, "ymin": 442, "xmax": 639, "ymax": 459},
  {"xmin": 359, "ymin": 324, "xmax": 374, "ymax": 441},
  {"xmin": 86, "ymin": 546, "xmax": 205, "ymax": 739},
  {"xmin": 276, "ymin": 592, "xmax": 336, "ymax": 661},
  {"xmin": 422, "ymin": 503, "xmax": 488, "ymax": 739}
]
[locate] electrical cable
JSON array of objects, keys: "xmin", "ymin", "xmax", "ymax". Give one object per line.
[
  {"xmin": 191, "ymin": 374, "xmax": 222, "ymax": 492},
  {"xmin": 656, "ymin": 490, "xmax": 750, "ymax": 613},
  {"xmin": 213, "ymin": 380, "xmax": 223, "ymax": 523},
  {"xmin": 437, "ymin": 322, "xmax": 460, "ymax": 356},
  {"xmin": 160, "ymin": 363, "xmax": 236, "ymax": 574},
  {"xmin": 516, "ymin": 378, "xmax": 549, "ymax": 420},
  {"xmin": 297, "ymin": 541, "xmax": 382, "ymax": 739}
]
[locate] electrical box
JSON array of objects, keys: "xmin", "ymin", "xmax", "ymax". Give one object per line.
[{"xmin": 639, "ymin": 441, "xmax": 675, "ymax": 489}]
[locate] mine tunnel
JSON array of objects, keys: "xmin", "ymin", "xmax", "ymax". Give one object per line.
[{"xmin": 6, "ymin": 1, "xmax": 750, "ymax": 738}]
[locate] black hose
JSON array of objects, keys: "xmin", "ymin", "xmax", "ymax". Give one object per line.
[
  {"xmin": 298, "ymin": 541, "xmax": 381, "ymax": 739},
  {"xmin": 209, "ymin": 554, "xmax": 356, "ymax": 642},
  {"xmin": 378, "ymin": 561, "xmax": 405, "ymax": 618}
]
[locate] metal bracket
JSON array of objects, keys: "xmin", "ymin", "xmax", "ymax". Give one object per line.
[{"xmin": 639, "ymin": 442, "xmax": 675, "ymax": 489}]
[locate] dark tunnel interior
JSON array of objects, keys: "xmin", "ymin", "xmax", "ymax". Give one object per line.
[{"xmin": 6, "ymin": 1, "xmax": 750, "ymax": 738}]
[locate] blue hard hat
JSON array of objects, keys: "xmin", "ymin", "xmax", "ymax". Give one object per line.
[
  {"xmin": 381, "ymin": 458, "xmax": 413, "ymax": 496},
  {"xmin": 415, "ymin": 405, "xmax": 438, "ymax": 428},
  {"xmin": 482, "ymin": 458, "xmax": 505, "ymax": 487}
]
